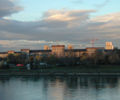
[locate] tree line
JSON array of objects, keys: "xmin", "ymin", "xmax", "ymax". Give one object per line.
[{"xmin": 0, "ymin": 48, "xmax": 120, "ymax": 69}]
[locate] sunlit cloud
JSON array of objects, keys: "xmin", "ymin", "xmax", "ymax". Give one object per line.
[{"xmin": 0, "ymin": 0, "xmax": 120, "ymax": 50}]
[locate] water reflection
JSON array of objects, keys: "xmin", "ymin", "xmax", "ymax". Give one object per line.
[{"xmin": 0, "ymin": 76, "xmax": 119, "ymax": 100}]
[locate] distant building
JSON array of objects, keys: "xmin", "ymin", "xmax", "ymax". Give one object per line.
[
  {"xmin": 86, "ymin": 47, "xmax": 104, "ymax": 56},
  {"xmin": 0, "ymin": 42, "xmax": 114, "ymax": 58},
  {"xmin": 65, "ymin": 49, "xmax": 86, "ymax": 57},
  {"xmin": 30, "ymin": 50, "xmax": 51, "ymax": 57},
  {"xmin": 44, "ymin": 45, "xmax": 50, "ymax": 50},
  {"xmin": 0, "ymin": 52, "xmax": 8, "ymax": 58},
  {"xmin": 105, "ymin": 42, "xmax": 114, "ymax": 50},
  {"xmin": 68, "ymin": 45, "xmax": 73, "ymax": 50},
  {"xmin": 52, "ymin": 45, "xmax": 65, "ymax": 57},
  {"xmin": 8, "ymin": 50, "xmax": 15, "ymax": 54},
  {"xmin": 21, "ymin": 49, "xmax": 30, "ymax": 54}
]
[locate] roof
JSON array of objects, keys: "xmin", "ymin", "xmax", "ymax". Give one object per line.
[
  {"xmin": 21, "ymin": 49, "xmax": 30, "ymax": 51},
  {"xmin": 15, "ymin": 52, "xmax": 21, "ymax": 53},
  {"xmin": 86, "ymin": 47, "xmax": 104, "ymax": 49},
  {"xmin": 52, "ymin": 45, "xmax": 65, "ymax": 47},
  {"xmin": 30, "ymin": 50, "xmax": 51, "ymax": 53},
  {"xmin": 65, "ymin": 49, "xmax": 86, "ymax": 52},
  {"xmin": 0, "ymin": 52, "xmax": 7, "ymax": 54}
]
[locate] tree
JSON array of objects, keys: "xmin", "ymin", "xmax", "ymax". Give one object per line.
[
  {"xmin": 80, "ymin": 53, "xmax": 89, "ymax": 65},
  {"xmin": 15, "ymin": 53, "xmax": 28, "ymax": 64},
  {"xmin": 108, "ymin": 53, "xmax": 120, "ymax": 64},
  {"xmin": 7, "ymin": 54, "xmax": 16, "ymax": 64}
]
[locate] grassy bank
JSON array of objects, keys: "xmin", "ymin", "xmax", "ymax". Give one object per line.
[{"xmin": 0, "ymin": 65, "xmax": 120, "ymax": 76}]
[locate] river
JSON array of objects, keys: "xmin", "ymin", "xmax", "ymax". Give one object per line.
[{"xmin": 0, "ymin": 76, "xmax": 119, "ymax": 100}]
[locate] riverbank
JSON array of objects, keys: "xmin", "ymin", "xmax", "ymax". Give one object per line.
[
  {"xmin": 0, "ymin": 65, "xmax": 120, "ymax": 76},
  {"xmin": 1, "ymin": 72, "xmax": 120, "ymax": 76},
  {"xmin": 1, "ymin": 71, "xmax": 120, "ymax": 76}
]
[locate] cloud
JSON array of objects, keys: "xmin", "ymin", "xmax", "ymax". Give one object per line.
[
  {"xmin": 0, "ymin": 0, "xmax": 23, "ymax": 18},
  {"xmin": 92, "ymin": 12, "xmax": 120, "ymax": 22},
  {"xmin": 0, "ymin": 40, "xmax": 73, "ymax": 51},
  {"xmin": 90, "ymin": 12, "xmax": 120, "ymax": 31},
  {"xmin": 44, "ymin": 9, "xmax": 95, "ymax": 21},
  {"xmin": 0, "ymin": 9, "xmax": 96, "ymax": 40},
  {"xmin": 0, "ymin": 8, "xmax": 120, "ymax": 50},
  {"xmin": 42, "ymin": 9, "xmax": 96, "ymax": 29}
]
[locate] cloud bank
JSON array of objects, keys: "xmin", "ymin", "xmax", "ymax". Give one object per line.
[
  {"xmin": 0, "ymin": 0, "xmax": 120, "ymax": 51},
  {"xmin": 0, "ymin": 0, "xmax": 22, "ymax": 18}
]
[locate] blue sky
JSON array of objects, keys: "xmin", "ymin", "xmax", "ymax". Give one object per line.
[{"xmin": 10, "ymin": 0, "xmax": 120, "ymax": 21}]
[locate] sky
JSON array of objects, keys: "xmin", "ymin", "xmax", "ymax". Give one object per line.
[
  {"xmin": 9, "ymin": 0, "xmax": 120, "ymax": 21},
  {"xmin": 0, "ymin": 0, "xmax": 120, "ymax": 51}
]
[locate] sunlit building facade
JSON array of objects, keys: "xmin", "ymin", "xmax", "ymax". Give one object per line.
[
  {"xmin": 105, "ymin": 42, "xmax": 114, "ymax": 50},
  {"xmin": 0, "ymin": 42, "xmax": 114, "ymax": 58}
]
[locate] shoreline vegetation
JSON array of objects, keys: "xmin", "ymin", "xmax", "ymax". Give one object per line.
[
  {"xmin": 0, "ymin": 65, "xmax": 120, "ymax": 76},
  {"xmin": 0, "ymin": 48, "xmax": 120, "ymax": 76}
]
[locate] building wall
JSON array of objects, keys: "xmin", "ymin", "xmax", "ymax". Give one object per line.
[
  {"xmin": 44, "ymin": 45, "xmax": 50, "ymax": 50},
  {"xmin": 0, "ymin": 54, "xmax": 8, "ymax": 58},
  {"xmin": 86, "ymin": 47, "xmax": 104, "ymax": 56},
  {"xmin": 65, "ymin": 51, "xmax": 75, "ymax": 57},
  {"xmin": 74, "ymin": 51, "xmax": 86, "ymax": 57},
  {"xmin": 52, "ymin": 45, "xmax": 65, "ymax": 57},
  {"xmin": 65, "ymin": 50, "xmax": 86, "ymax": 58},
  {"xmin": 21, "ymin": 49, "xmax": 30, "ymax": 54},
  {"xmin": 68, "ymin": 45, "xmax": 73, "ymax": 50},
  {"xmin": 30, "ymin": 50, "xmax": 51, "ymax": 57},
  {"xmin": 105, "ymin": 42, "xmax": 114, "ymax": 50},
  {"xmin": 8, "ymin": 50, "xmax": 15, "ymax": 54}
]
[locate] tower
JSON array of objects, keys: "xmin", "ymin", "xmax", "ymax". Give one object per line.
[
  {"xmin": 105, "ymin": 42, "xmax": 114, "ymax": 50},
  {"xmin": 44, "ymin": 45, "xmax": 50, "ymax": 50},
  {"xmin": 68, "ymin": 44, "xmax": 73, "ymax": 50}
]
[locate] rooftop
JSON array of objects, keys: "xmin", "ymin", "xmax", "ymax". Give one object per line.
[
  {"xmin": 52, "ymin": 45, "xmax": 65, "ymax": 47},
  {"xmin": 30, "ymin": 50, "xmax": 51, "ymax": 53},
  {"xmin": 65, "ymin": 49, "xmax": 86, "ymax": 52}
]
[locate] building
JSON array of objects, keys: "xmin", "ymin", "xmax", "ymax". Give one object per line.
[
  {"xmin": 51, "ymin": 45, "xmax": 65, "ymax": 57},
  {"xmin": 30, "ymin": 50, "xmax": 51, "ymax": 57},
  {"xmin": 8, "ymin": 50, "xmax": 15, "ymax": 54},
  {"xmin": 67, "ymin": 45, "xmax": 73, "ymax": 50},
  {"xmin": 21, "ymin": 49, "xmax": 30, "ymax": 54},
  {"xmin": 44, "ymin": 45, "xmax": 50, "ymax": 50},
  {"xmin": 65, "ymin": 49, "xmax": 86, "ymax": 57},
  {"xmin": 86, "ymin": 47, "xmax": 104, "ymax": 56},
  {"xmin": 0, "ymin": 52, "xmax": 8, "ymax": 58},
  {"xmin": 0, "ymin": 43, "xmax": 110, "ymax": 58},
  {"xmin": 105, "ymin": 42, "xmax": 114, "ymax": 50}
]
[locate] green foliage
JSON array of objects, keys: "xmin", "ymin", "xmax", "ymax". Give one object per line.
[
  {"xmin": 7, "ymin": 53, "xmax": 28, "ymax": 65},
  {"xmin": 79, "ymin": 48, "xmax": 120, "ymax": 65},
  {"xmin": 0, "ymin": 60, "xmax": 4, "ymax": 69},
  {"xmin": 1, "ymin": 47, "xmax": 120, "ymax": 70}
]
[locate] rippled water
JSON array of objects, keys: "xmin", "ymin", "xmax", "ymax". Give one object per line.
[{"xmin": 0, "ymin": 76, "xmax": 120, "ymax": 100}]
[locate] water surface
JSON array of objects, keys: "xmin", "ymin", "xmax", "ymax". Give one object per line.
[{"xmin": 0, "ymin": 76, "xmax": 119, "ymax": 100}]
